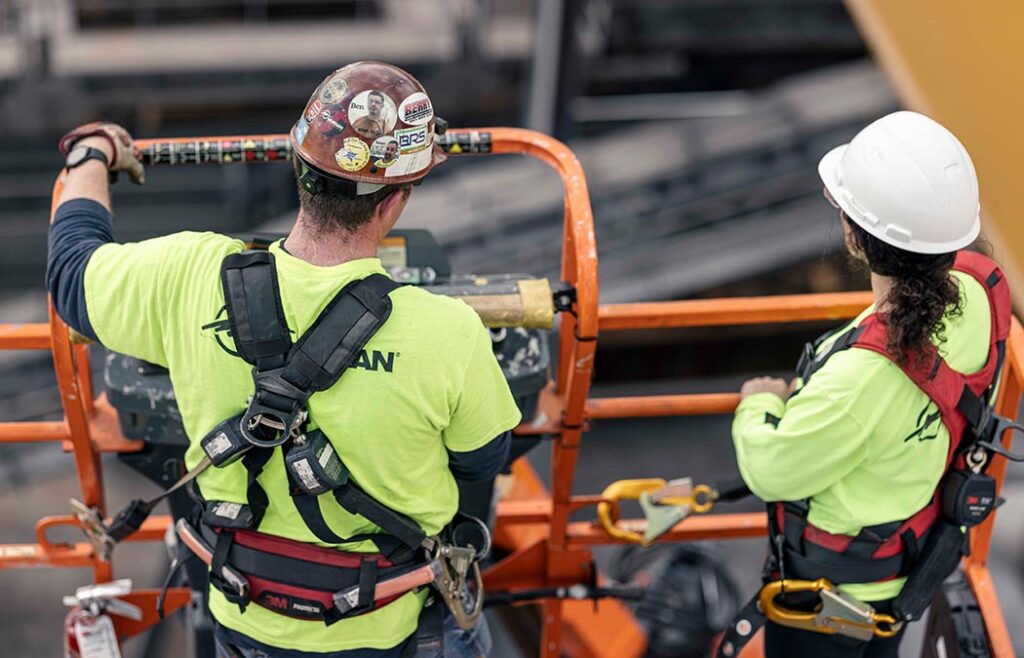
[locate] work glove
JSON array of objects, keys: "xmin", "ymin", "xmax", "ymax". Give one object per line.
[{"xmin": 58, "ymin": 122, "xmax": 146, "ymax": 185}]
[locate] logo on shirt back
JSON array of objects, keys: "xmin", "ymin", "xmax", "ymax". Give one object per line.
[
  {"xmin": 201, "ymin": 306, "xmax": 398, "ymax": 373},
  {"xmin": 903, "ymin": 403, "xmax": 942, "ymax": 443}
]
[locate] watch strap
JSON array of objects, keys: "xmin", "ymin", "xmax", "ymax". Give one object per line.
[{"xmin": 66, "ymin": 146, "xmax": 110, "ymax": 170}]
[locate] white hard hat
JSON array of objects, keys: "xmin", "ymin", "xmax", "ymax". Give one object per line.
[{"xmin": 818, "ymin": 111, "xmax": 980, "ymax": 254}]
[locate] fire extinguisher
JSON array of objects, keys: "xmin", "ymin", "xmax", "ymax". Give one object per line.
[{"xmin": 63, "ymin": 579, "xmax": 141, "ymax": 658}]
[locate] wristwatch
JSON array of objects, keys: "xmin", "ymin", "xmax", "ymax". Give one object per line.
[{"xmin": 65, "ymin": 145, "xmax": 109, "ymax": 170}]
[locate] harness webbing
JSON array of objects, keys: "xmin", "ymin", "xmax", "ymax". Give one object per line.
[
  {"xmin": 216, "ymin": 251, "xmax": 433, "ymax": 552},
  {"xmin": 716, "ymin": 252, "xmax": 1012, "ymax": 657},
  {"xmin": 780, "ymin": 250, "xmax": 1011, "ymax": 583}
]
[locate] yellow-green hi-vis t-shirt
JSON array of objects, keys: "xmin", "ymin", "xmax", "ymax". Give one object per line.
[
  {"xmin": 732, "ymin": 270, "xmax": 992, "ymax": 603},
  {"xmin": 84, "ymin": 232, "xmax": 522, "ymax": 653}
]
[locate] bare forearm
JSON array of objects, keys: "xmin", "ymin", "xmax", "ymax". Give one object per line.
[{"xmin": 57, "ymin": 136, "xmax": 114, "ymax": 212}]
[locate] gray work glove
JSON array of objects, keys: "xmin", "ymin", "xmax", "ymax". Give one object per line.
[{"xmin": 59, "ymin": 121, "xmax": 146, "ymax": 185}]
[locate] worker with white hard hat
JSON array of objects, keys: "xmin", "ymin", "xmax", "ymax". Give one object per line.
[{"xmin": 727, "ymin": 111, "xmax": 1010, "ymax": 657}]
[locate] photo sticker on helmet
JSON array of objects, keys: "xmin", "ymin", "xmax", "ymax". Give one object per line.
[
  {"xmin": 318, "ymin": 74, "xmax": 349, "ymax": 105},
  {"xmin": 398, "ymin": 92, "xmax": 433, "ymax": 126},
  {"xmin": 348, "ymin": 90, "xmax": 397, "ymax": 140},
  {"xmin": 294, "ymin": 117, "xmax": 310, "ymax": 146},
  {"xmin": 305, "ymin": 99, "xmax": 323, "ymax": 124},
  {"xmin": 394, "ymin": 125, "xmax": 429, "ymax": 154},
  {"xmin": 335, "ymin": 137, "xmax": 369, "ymax": 172},
  {"xmin": 370, "ymin": 136, "xmax": 400, "ymax": 168}
]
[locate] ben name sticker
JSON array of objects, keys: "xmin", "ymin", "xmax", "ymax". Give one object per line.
[
  {"xmin": 335, "ymin": 137, "xmax": 369, "ymax": 172},
  {"xmin": 398, "ymin": 92, "xmax": 433, "ymax": 126},
  {"xmin": 348, "ymin": 89, "xmax": 397, "ymax": 140}
]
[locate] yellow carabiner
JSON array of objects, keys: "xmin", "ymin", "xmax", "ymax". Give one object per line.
[
  {"xmin": 596, "ymin": 478, "xmax": 717, "ymax": 545},
  {"xmin": 596, "ymin": 479, "xmax": 665, "ymax": 544},
  {"xmin": 657, "ymin": 483, "xmax": 715, "ymax": 513},
  {"xmin": 759, "ymin": 579, "xmax": 832, "ymax": 632},
  {"xmin": 760, "ymin": 579, "xmax": 902, "ymax": 640}
]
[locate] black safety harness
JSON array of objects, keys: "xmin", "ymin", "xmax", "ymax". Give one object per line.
[{"xmin": 86, "ymin": 250, "xmax": 488, "ymax": 629}]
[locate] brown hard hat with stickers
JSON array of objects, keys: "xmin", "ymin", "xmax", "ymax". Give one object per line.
[{"xmin": 290, "ymin": 61, "xmax": 446, "ymax": 195}]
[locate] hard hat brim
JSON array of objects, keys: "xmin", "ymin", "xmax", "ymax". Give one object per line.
[{"xmin": 817, "ymin": 144, "xmax": 847, "ymax": 205}]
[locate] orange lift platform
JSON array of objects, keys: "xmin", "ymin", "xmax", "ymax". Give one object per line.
[{"xmin": 0, "ymin": 128, "xmax": 1019, "ymax": 657}]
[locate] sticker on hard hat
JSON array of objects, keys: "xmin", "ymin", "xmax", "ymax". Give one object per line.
[
  {"xmin": 318, "ymin": 74, "xmax": 349, "ymax": 105},
  {"xmin": 385, "ymin": 145, "xmax": 432, "ymax": 178},
  {"xmin": 305, "ymin": 99, "xmax": 323, "ymax": 124},
  {"xmin": 293, "ymin": 118, "xmax": 309, "ymax": 146},
  {"xmin": 335, "ymin": 137, "xmax": 370, "ymax": 172},
  {"xmin": 370, "ymin": 136, "xmax": 399, "ymax": 168},
  {"xmin": 395, "ymin": 125, "xmax": 429, "ymax": 154},
  {"xmin": 398, "ymin": 92, "xmax": 434, "ymax": 126},
  {"xmin": 318, "ymin": 109, "xmax": 346, "ymax": 136},
  {"xmin": 349, "ymin": 89, "xmax": 397, "ymax": 140}
]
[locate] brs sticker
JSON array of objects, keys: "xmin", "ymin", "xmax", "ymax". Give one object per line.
[{"xmin": 395, "ymin": 125, "xmax": 429, "ymax": 154}]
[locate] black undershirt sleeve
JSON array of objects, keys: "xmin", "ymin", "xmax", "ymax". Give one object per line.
[
  {"xmin": 45, "ymin": 199, "xmax": 115, "ymax": 342},
  {"xmin": 447, "ymin": 430, "xmax": 511, "ymax": 482}
]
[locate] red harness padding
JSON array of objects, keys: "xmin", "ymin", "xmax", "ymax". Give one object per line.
[
  {"xmin": 775, "ymin": 251, "xmax": 1011, "ymax": 581},
  {"xmin": 206, "ymin": 525, "xmax": 421, "ymax": 623}
]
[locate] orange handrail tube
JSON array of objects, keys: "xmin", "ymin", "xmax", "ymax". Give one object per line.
[
  {"xmin": 598, "ymin": 291, "xmax": 874, "ymax": 331},
  {"xmin": 587, "ymin": 394, "xmax": 740, "ymax": 418},
  {"xmin": 0, "ymin": 129, "xmax": 1015, "ymax": 657},
  {"xmin": 0, "ymin": 323, "xmax": 51, "ymax": 349}
]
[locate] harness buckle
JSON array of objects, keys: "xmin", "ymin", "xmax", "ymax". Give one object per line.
[
  {"xmin": 759, "ymin": 579, "xmax": 902, "ymax": 641},
  {"xmin": 597, "ymin": 478, "xmax": 715, "ymax": 545},
  {"xmin": 240, "ymin": 395, "xmax": 307, "ymax": 448}
]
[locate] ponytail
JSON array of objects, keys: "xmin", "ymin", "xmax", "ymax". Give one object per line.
[{"xmin": 846, "ymin": 218, "xmax": 962, "ymax": 368}]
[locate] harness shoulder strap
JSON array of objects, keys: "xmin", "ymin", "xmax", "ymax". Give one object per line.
[
  {"xmin": 282, "ymin": 273, "xmax": 401, "ymax": 394},
  {"xmin": 221, "ymin": 251, "xmax": 292, "ymax": 370},
  {"xmin": 797, "ymin": 325, "xmax": 865, "ymax": 383}
]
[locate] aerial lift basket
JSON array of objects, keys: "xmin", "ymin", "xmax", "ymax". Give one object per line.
[{"xmin": 0, "ymin": 128, "xmax": 1019, "ymax": 657}]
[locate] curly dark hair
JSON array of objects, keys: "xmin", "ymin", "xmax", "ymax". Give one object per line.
[{"xmin": 845, "ymin": 216, "xmax": 963, "ymax": 369}]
